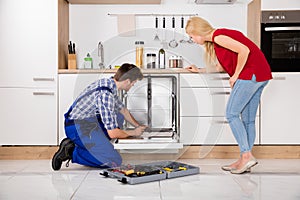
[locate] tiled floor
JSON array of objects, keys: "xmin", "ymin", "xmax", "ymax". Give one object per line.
[{"xmin": 0, "ymin": 159, "xmax": 300, "ymax": 200}]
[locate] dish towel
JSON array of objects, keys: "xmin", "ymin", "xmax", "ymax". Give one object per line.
[{"xmin": 117, "ymin": 14, "xmax": 136, "ymax": 37}]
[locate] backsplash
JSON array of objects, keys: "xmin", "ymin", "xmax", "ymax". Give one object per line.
[{"xmin": 69, "ymin": 0, "xmax": 249, "ymax": 68}]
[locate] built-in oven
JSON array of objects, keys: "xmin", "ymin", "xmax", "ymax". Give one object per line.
[{"xmin": 261, "ymin": 10, "xmax": 300, "ymax": 72}]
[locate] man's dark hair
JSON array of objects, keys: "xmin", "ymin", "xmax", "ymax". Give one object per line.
[{"xmin": 114, "ymin": 63, "xmax": 143, "ymax": 82}]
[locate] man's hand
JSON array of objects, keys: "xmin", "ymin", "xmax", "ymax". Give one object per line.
[{"xmin": 129, "ymin": 125, "xmax": 147, "ymax": 137}]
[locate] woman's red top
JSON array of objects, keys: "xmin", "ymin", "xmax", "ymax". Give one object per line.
[{"xmin": 212, "ymin": 28, "xmax": 272, "ymax": 82}]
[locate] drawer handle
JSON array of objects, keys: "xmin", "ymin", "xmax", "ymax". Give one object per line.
[
  {"xmin": 213, "ymin": 120, "xmax": 229, "ymax": 124},
  {"xmin": 33, "ymin": 77, "xmax": 55, "ymax": 82},
  {"xmin": 273, "ymin": 76, "xmax": 286, "ymax": 80},
  {"xmin": 211, "ymin": 77, "xmax": 230, "ymax": 80},
  {"xmin": 211, "ymin": 92, "xmax": 230, "ymax": 95},
  {"xmin": 33, "ymin": 92, "xmax": 55, "ymax": 96}
]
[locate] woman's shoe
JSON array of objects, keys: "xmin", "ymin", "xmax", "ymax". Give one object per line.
[
  {"xmin": 222, "ymin": 165, "xmax": 251, "ymax": 172},
  {"xmin": 221, "ymin": 165, "xmax": 232, "ymax": 171},
  {"xmin": 230, "ymin": 158, "xmax": 258, "ymax": 174}
]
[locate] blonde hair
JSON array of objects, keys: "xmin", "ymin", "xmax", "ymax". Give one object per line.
[{"xmin": 186, "ymin": 17, "xmax": 217, "ymax": 67}]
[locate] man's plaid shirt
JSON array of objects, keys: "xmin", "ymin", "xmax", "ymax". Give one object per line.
[{"xmin": 69, "ymin": 77, "xmax": 124, "ymax": 130}]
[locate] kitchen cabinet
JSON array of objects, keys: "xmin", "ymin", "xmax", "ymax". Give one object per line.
[
  {"xmin": 261, "ymin": 0, "xmax": 300, "ymax": 10},
  {"xmin": 0, "ymin": 0, "xmax": 61, "ymax": 145},
  {"xmin": 179, "ymin": 73, "xmax": 260, "ymax": 145},
  {"xmin": 58, "ymin": 73, "xmax": 113, "ymax": 142},
  {"xmin": 0, "ymin": 0, "xmax": 58, "ymax": 87},
  {"xmin": 67, "ymin": 0, "xmax": 161, "ymax": 4},
  {"xmin": 261, "ymin": 73, "xmax": 300, "ymax": 144},
  {"xmin": 0, "ymin": 88, "xmax": 57, "ymax": 145},
  {"xmin": 59, "ymin": 73, "xmax": 183, "ymax": 153}
]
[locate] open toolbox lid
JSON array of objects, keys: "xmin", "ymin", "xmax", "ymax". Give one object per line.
[{"xmin": 99, "ymin": 161, "xmax": 200, "ymax": 185}]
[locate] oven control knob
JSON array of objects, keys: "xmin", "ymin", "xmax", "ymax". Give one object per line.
[
  {"xmin": 275, "ymin": 15, "xmax": 280, "ymax": 20},
  {"xmin": 280, "ymin": 15, "xmax": 286, "ymax": 20},
  {"xmin": 268, "ymin": 15, "xmax": 274, "ymax": 20}
]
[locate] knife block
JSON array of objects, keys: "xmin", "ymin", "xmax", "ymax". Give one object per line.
[{"xmin": 68, "ymin": 54, "xmax": 77, "ymax": 69}]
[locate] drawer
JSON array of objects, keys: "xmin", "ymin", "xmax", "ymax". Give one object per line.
[
  {"xmin": 179, "ymin": 116, "xmax": 259, "ymax": 145},
  {"xmin": 180, "ymin": 74, "xmax": 230, "ymax": 88},
  {"xmin": 180, "ymin": 88, "xmax": 231, "ymax": 116}
]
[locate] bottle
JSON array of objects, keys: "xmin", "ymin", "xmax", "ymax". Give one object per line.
[
  {"xmin": 135, "ymin": 41, "xmax": 144, "ymax": 68},
  {"xmin": 158, "ymin": 48, "xmax": 166, "ymax": 69},
  {"xmin": 84, "ymin": 53, "xmax": 93, "ymax": 69}
]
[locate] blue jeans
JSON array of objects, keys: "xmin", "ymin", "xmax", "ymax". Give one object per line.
[{"xmin": 226, "ymin": 75, "xmax": 268, "ymax": 154}]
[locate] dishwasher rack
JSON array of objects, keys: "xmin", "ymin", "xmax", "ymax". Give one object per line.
[{"xmin": 114, "ymin": 75, "xmax": 183, "ymax": 152}]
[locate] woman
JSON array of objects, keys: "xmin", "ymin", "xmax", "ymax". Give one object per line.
[{"xmin": 185, "ymin": 16, "xmax": 272, "ymax": 174}]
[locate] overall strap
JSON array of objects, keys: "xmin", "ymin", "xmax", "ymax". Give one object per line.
[{"xmin": 65, "ymin": 86, "xmax": 112, "ymax": 119}]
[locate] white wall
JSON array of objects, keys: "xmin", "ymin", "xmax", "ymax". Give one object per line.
[
  {"xmin": 261, "ymin": 0, "xmax": 300, "ymax": 10},
  {"xmin": 70, "ymin": 0, "xmax": 250, "ymax": 68}
]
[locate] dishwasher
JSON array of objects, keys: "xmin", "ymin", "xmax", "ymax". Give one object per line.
[{"xmin": 113, "ymin": 74, "xmax": 183, "ymax": 153}]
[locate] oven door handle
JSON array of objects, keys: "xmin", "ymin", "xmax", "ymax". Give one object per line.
[{"xmin": 265, "ymin": 27, "xmax": 300, "ymax": 31}]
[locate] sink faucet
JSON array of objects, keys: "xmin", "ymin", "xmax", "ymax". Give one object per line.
[{"xmin": 98, "ymin": 42, "xmax": 104, "ymax": 69}]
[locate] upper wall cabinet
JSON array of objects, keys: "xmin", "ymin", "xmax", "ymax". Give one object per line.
[{"xmin": 67, "ymin": 0, "xmax": 161, "ymax": 4}]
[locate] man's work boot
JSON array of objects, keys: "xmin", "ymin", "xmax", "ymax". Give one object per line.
[{"xmin": 52, "ymin": 138, "xmax": 75, "ymax": 171}]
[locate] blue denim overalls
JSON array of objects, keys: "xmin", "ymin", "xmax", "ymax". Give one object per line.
[{"xmin": 64, "ymin": 86, "xmax": 122, "ymax": 168}]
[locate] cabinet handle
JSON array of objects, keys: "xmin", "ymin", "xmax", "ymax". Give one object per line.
[
  {"xmin": 213, "ymin": 120, "xmax": 229, "ymax": 124},
  {"xmin": 273, "ymin": 76, "xmax": 286, "ymax": 80},
  {"xmin": 211, "ymin": 77, "xmax": 230, "ymax": 80},
  {"xmin": 33, "ymin": 77, "xmax": 55, "ymax": 82},
  {"xmin": 33, "ymin": 92, "xmax": 55, "ymax": 96},
  {"xmin": 265, "ymin": 27, "xmax": 300, "ymax": 31},
  {"xmin": 211, "ymin": 91, "xmax": 230, "ymax": 95}
]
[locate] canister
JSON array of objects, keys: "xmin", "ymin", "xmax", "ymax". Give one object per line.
[
  {"xmin": 135, "ymin": 41, "xmax": 144, "ymax": 68},
  {"xmin": 146, "ymin": 53, "xmax": 156, "ymax": 69},
  {"xmin": 168, "ymin": 56, "xmax": 183, "ymax": 68}
]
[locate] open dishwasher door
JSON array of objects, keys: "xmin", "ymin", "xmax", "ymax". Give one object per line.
[{"xmin": 114, "ymin": 74, "xmax": 183, "ymax": 153}]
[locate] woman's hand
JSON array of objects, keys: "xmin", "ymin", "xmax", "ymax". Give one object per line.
[
  {"xmin": 229, "ymin": 75, "xmax": 238, "ymax": 88},
  {"xmin": 185, "ymin": 65, "xmax": 200, "ymax": 73}
]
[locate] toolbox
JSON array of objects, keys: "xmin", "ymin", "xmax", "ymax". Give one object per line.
[{"xmin": 99, "ymin": 161, "xmax": 200, "ymax": 184}]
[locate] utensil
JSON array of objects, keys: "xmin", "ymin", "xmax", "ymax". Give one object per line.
[
  {"xmin": 160, "ymin": 17, "xmax": 168, "ymax": 49},
  {"xmin": 153, "ymin": 17, "xmax": 160, "ymax": 41},
  {"xmin": 179, "ymin": 17, "xmax": 187, "ymax": 44},
  {"xmin": 187, "ymin": 37, "xmax": 194, "ymax": 44},
  {"xmin": 68, "ymin": 41, "xmax": 75, "ymax": 54},
  {"xmin": 98, "ymin": 41, "xmax": 104, "ymax": 68},
  {"xmin": 169, "ymin": 17, "xmax": 178, "ymax": 48}
]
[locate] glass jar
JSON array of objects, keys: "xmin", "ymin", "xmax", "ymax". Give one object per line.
[
  {"xmin": 146, "ymin": 53, "xmax": 156, "ymax": 69},
  {"xmin": 135, "ymin": 41, "xmax": 144, "ymax": 68}
]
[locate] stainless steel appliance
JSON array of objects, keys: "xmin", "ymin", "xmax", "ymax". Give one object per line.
[
  {"xmin": 114, "ymin": 75, "xmax": 182, "ymax": 153},
  {"xmin": 261, "ymin": 10, "xmax": 300, "ymax": 72}
]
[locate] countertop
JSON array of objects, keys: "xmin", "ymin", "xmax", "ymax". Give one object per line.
[{"xmin": 58, "ymin": 68, "xmax": 191, "ymax": 74}]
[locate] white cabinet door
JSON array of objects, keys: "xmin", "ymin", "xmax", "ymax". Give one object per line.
[
  {"xmin": 180, "ymin": 73, "xmax": 230, "ymax": 88},
  {"xmin": 0, "ymin": 88, "xmax": 57, "ymax": 145},
  {"xmin": 261, "ymin": 73, "xmax": 300, "ymax": 144},
  {"xmin": 180, "ymin": 88, "xmax": 230, "ymax": 117},
  {"xmin": 0, "ymin": 0, "xmax": 57, "ymax": 87},
  {"xmin": 58, "ymin": 74, "xmax": 113, "ymax": 142},
  {"xmin": 180, "ymin": 116, "xmax": 260, "ymax": 145}
]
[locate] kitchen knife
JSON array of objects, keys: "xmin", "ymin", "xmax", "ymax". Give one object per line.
[{"xmin": 69, "ymin": 41, "xmax": 73, "ymax": 54}]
